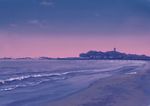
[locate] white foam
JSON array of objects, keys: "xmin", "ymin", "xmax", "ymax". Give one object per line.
[
  {"xmin": 0, "ymin": 73, "xmax": 64, "ymax": 84},
  {"xmin": 126, "ymin": 72, "xmax": 137, "ymax": 75}
]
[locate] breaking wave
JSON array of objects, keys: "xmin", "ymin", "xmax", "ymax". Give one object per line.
[{"xmin": 0, "ymin": 70, "xmax": 88, "ymax": 91}]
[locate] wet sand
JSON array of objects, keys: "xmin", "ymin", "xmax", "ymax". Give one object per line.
[{"xmin": 47, "ymin": 62, "xmax": 150, "ymax": 106}]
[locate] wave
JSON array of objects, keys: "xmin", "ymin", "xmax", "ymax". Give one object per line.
[
  {"xmin": 0, "ymin": 73, "xmax": 62, "ymax": 85},
  {"xmin": 0, "ymin": 63, "xmax": 142, "ymax": 91},
  {"xmin": 0, "ymin": 79, "xmax": 56, "ymax": 91},
  {"xmin": 0, "ymin": 69, "xmax": 95, "ymax": 91},
  {"xmin": 0, "ymin": 69, "xmax": 88, "ymax": 86},
  {"xmin": 0, "ymin": 75, "xmax": 67, "ymax": 91},
  {"xmin": 0, "ymin": 65, "xmax": 135, "ymax": 85}
]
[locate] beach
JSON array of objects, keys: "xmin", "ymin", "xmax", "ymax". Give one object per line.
[
  {"xmin": 48, "ymin": 61, "xmax": 150, "ymax": 106},
  {"xmin": 0, "ymin": 60, "xmax": 149, "ymax": 106}
]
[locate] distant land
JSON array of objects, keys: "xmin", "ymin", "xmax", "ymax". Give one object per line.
[
  {"xmin": 79, "ymin": 48, "xmax": 150, "ymax": 60},
  {"xmin": 0, "ymin": 48, "xmax": 150, "ymax": 60}
]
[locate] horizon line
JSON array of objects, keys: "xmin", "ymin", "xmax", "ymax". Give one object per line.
[{"xmin": 0, "ymin": 49, "xmax": 149, "ymax": 58}]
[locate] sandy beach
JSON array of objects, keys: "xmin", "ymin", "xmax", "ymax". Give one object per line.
[{"xmin": 47, "ymin": 61, "xmax": 150, "ymax": 106}]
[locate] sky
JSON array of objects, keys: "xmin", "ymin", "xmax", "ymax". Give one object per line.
[{"xmin": 0, "ymin": 0, "xmax": 150, "ymax": 57}]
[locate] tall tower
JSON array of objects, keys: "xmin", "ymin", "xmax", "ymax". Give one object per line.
[{"xmin": 114, "ymin": 48, "xmax": 116, "ymax": 52}]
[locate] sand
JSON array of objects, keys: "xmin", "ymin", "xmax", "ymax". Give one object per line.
[{"xmin": 47, "ymin": 62, "xmax": 150, "ymax": 106}]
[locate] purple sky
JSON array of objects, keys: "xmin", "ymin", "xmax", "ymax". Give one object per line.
[{"xmin": 0, "ymin": 0, "xmax": 150, "ymax": 57}]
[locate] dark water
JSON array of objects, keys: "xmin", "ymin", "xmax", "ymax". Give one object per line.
[{"xmin": 0, "ymin": 60, "xmax": 145, "ymax": 106}]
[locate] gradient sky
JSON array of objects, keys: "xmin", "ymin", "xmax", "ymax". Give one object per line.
[{"xmin": 0, "ymin": 0, "xmax": 150, "ymax": 57}]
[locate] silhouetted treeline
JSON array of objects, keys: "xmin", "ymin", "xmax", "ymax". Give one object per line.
[{"xmin": 79, "ymin": 50, "xmax": 150, "ymax": 60}]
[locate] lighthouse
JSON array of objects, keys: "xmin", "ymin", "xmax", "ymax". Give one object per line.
[{"xmin": 114, "ymin": 48, "xmax": 117, "ymax": 52}]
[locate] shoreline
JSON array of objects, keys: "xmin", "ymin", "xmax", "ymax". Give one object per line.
[{"xmin": 47, "ymin": 62, "xmax": 150, "ymax": 106}]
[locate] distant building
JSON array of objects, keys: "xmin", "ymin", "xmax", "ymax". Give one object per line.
[{"xmin": 114, "ymin": 48, "xmax": 116, "ymax": 52}]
